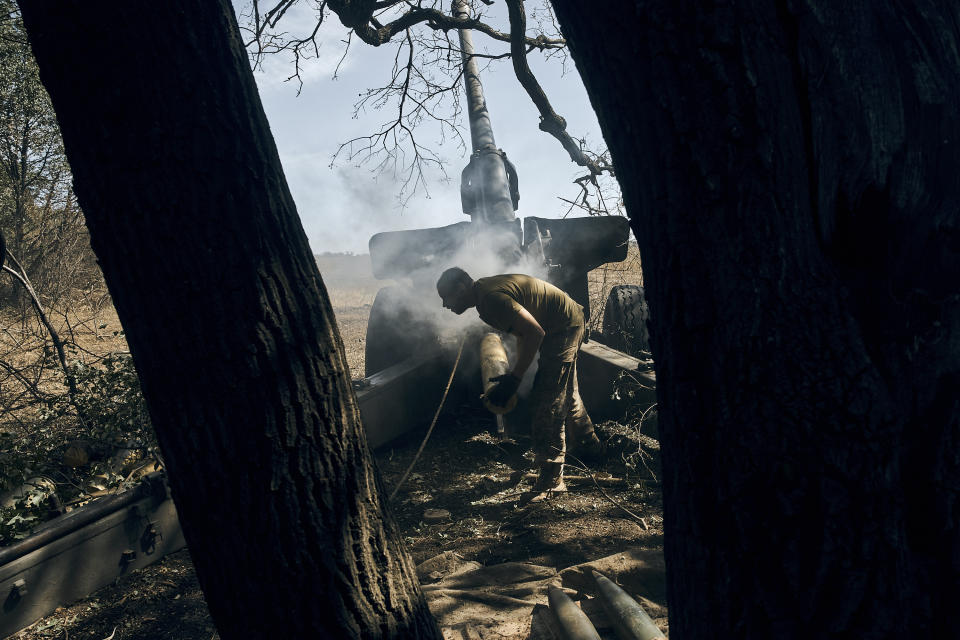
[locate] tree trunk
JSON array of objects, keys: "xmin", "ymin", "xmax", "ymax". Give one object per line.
[
  {"xmin": 18, "ymin": 2, "xmax": 441, "ymax": 638},
  {"xmin": 551, "ymin": 1, "xmax": 960, "ymax": 637}
]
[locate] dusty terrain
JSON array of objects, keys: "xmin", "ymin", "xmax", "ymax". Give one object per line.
[{"xmin": 10, "ymin": 249, "xmax": 659, "ymax": 640}]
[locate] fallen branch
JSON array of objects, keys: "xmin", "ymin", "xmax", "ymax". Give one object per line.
[
  {"xmin": 565, "ymin": 451, "xmax": 649, "ymax": 529},
  {"xmin": 521, "ymin": 472, "xmax": 624, "ymax": 485},
  {"xmin": 421, "ymin": 586, "xmax": 539, "ymax": 608}
]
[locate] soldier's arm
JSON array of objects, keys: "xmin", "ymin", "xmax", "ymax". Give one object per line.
[{"xmin": 509, "ymin": 306, "xmax": 545, "ymax": 379}]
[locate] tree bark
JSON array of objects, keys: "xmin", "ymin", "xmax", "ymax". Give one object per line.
[
  {"xmin": 551, "ymin": 1, "xmax": 960, "ymax": 637},
  {"xmin": 18, "ymin": 2, "xmax": 441, "ymax": 638}
]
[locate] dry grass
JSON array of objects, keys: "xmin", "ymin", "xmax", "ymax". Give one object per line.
[{"xmin": 0, "ymin": 302, "xmax": 129, "ymax": 436}]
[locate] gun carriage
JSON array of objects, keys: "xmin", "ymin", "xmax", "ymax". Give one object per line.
[{"xmin": 359, "ymin": 0, "xmax": 654, "ymax": 447}]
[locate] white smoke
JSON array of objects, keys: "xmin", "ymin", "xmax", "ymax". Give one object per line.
[{"xmin": 364, "ymin": 223, "xmax": 549, "ymax": 396}]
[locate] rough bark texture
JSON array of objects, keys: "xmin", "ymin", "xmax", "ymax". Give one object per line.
[
  {"xmin": 18, "ymin": 2, "xmax": 441, "ymax": 638},
  {"xmin": 551, "ymin": 1, "xmax": 960, "ymax": 637}
]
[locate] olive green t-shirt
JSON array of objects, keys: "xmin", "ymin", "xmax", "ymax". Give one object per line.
[{"xmin": 474, "ymin": 274, "xmax": 583, "ymax": 335}]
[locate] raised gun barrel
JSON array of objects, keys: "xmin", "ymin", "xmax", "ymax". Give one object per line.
[{"xmin": 453, "ymin": 0, "xmax": 519, "ymax": 226}]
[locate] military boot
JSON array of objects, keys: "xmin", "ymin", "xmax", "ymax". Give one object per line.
[{"xmin": 528, "ymin": 462, "xmax": 566, "ymax": 503}]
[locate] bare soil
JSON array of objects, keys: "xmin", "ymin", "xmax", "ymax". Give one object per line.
[
  {"xmin": 10, "ymin": 251, "xmax": 658, "ymax": 640},
  {"xmin": 376, "ymin": 406, "xmax": 664, "ymax": 576}
]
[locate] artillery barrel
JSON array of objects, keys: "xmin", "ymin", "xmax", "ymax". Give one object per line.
[
  {"xmin": 452, "ymin": 0, "xmax": 515, "ymax": 224},
  {"xmin": 455, "ymin": 6, "xmax": 495, "ymax": 152}
]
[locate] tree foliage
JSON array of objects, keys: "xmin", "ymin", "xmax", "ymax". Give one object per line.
[{"xmin": 0, "ymin": 1, "xmax": 97, "ymax": 305}]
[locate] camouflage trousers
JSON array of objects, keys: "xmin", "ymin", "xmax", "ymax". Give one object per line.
[{"xmin": 529, "ymin": 323, "xmax": 595, "ymax": 465}]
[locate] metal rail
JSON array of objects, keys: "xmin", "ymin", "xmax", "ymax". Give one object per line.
[{"xmin": 0, "ymin": 472, "xmax": 185, "ymax": 637}]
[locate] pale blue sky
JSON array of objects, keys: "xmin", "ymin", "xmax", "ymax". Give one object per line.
[{"xmin": 238, "ymin": 3, "xmax": 609, "ymax": 254}]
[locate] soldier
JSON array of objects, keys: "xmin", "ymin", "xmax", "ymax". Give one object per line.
[{"xmin": 436, "ymin": 267, "xmax": 603, "ymax": 501}]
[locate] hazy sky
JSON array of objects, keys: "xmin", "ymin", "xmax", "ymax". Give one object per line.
[{"xmin": 237, "ymin": 3, "xmax": 609, "ymax": 255}]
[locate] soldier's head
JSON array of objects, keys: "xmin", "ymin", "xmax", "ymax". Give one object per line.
[{"xmin": 437, "ymin": 267, "xmax": 475, "ymax": 315}]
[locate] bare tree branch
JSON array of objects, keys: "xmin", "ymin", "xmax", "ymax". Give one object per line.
[
  {"xmin": 503, "ymin": 0, "xmax": 611, "ymax": 180},
  {"xmin": 331, "ymin": 26, "xmax": 463, "ymax": 204},
  {"xmin": 238, "ymin": 0, "xmax": 620, "ymax": 213},
  {"xmin": 2, "ymin": 251, "xmax": 82, "ymax": 414},
  {"xmin": 0, "ymin": 359, "xmax": 51, "ymax": 404},
  {"xmin": 326, "ymin": 1, "xmax": 564, "ymax": 49}
]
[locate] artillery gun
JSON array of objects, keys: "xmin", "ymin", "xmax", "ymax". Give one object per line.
[{"xmin": 359, "ymin": 0, "xmax": 654, "ymax": 447}]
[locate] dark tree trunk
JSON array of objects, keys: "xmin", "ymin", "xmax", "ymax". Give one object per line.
[
  {"xmin": 18, "ymin": 2, "xmax": 440, "ymax": 638},
  {"xmin": 552, "ymin": 1, "xmax": 960, "ymax": 637}
]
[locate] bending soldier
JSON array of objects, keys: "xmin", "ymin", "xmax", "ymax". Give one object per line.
[{"xmin": 436, "ymin": 267, "xmax": 603, "ymax": 500}]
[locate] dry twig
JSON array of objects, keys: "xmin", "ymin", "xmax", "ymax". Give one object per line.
[{"xmin": 565, "ymin": 451, "xmax": 648, "ymax": 528}]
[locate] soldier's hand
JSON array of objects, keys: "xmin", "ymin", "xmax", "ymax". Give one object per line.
[{"xmin": 486, "ymin": 373, "xmax": 520, "ymax": 407}]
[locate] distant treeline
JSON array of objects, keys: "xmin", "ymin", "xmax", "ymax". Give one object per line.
[
  {"xmin": 316, "ymin": 251, "xmax": 367, "ymax": 258},
  {"xmin": 314, "ymin": 252, "xmax": 374, "ymax": 283}
]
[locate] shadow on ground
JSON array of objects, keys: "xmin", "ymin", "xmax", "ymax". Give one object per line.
[
  {"xmin": 12, "ymin": 405, "xmax": 661, "ymax": 639},
  {"xmin": 375, "ymin": 402, "xmax": 663, "ymax": 571}
]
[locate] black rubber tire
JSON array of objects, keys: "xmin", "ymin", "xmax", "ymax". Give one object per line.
[
  {"xmin": 601, "ymin": 284, "xmax": 651, "ymax": 357},
  {"xmin": 365, "ymin": 285, "xmax": 432, "ymax": 377}
]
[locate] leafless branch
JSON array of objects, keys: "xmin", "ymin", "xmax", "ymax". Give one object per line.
[
  {"xmin": 326, "ymin": 1, "xmax": 564, "ymax": 50},
  {"xmin": 504, "ymin": 0, "xmax": 611, "ymax": 180},
  {"xmin": 2, "ymin": 252, "xmax": 82, "ymax": 415},
  {"xmin": 239, "ymin": 0, "xmax": 620, "ymax": 208},
  {"xmin": 245, "ymin": 0, "xmax": 328, "ymax": 92},
  {"xmin": 564, "ymin": 451, "xmax": 649, "ymax": 526},
  {"xmin": 0, "ymin": 359, "xmax": 51, "ymax": 404},
  {"xmin": 332, "ymin": 28, "xmax": 353, "ymax": 79},
  {"xmin": 329, "ymin": 21, "xmax": 472, "ymax": 203}
]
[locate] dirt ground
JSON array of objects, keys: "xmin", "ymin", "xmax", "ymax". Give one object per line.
[
  {"xmin": 379, "ymin": 412, "xmax": 662, "ymax": 570},
  {"xmin": 10, "ymin": 251, "xmax": 658, "ymax": 640}
]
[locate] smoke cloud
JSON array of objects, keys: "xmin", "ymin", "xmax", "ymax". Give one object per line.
[{"xmin": 365, "ymin": 223, "xmax": 550, "ymax": 393}]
